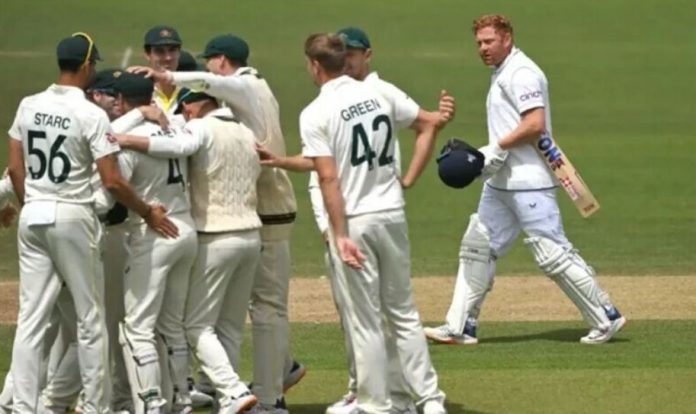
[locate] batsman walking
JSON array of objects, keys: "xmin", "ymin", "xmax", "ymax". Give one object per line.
[{"xmin": 424, "ymin": 14, "xmax": 625, "ymax": 346}]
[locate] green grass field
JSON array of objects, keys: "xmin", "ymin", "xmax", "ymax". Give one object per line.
[
  {"xmin": 0, "ymin": 321, "xmax": 695, "ymax": 413},
  {"xmin": 0, "ymin": 0, "xmax": 695, "ymax": 412}
]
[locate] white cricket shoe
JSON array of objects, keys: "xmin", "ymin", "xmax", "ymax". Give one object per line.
[
  {"xmin": 218, "ymin": 392, "xmax": 258, "ymax": 414},
  {"xmin": 190, "ymin": 387, "xmax": 215, "ymax": 408},
  {"xmin": 248, "ymin": 396, "xmax": 289, "ymax": 414},
  {"xmin": 325, "ymin": 393, "xmax": 357, "ymax": 414},
  {"xmin": 424, "ymin": 324, "xmax": 478, "ymax": 345},
  {"xmin": 283, "ymin": 361, "xmax": 307, "ymax": 393},
  {"xmin": 580, "ymin": 316, "xmax": 627, "ymax": 344},
  {"xmin": 423, "ymin": 400, "xmax": 447, "ymax": 414}
]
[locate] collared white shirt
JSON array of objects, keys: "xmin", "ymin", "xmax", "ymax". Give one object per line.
[
  {"xmin": 486, "ymin": 47, "xmax": 557, "ymax": 190},
  {"xmin": 301, "ymin": 75, "xmax": 410, "ymax": 217},
  {"xmin": 308, "ymin": 72, "xmax": 414, "ymax": 232},
  {"xmin": 8, "ymin": 84, "xmax": 119, "ymax": 204},
  {"xmin": 117, "ymin": 120, "xmax": 191, "ymax": 223}
]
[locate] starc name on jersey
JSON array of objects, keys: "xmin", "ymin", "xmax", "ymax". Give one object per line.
[{"xmin": 34, "ymin": 112, "xmax": 71, "ymax": 130}]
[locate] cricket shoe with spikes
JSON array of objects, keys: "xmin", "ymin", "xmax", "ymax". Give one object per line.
[{"xmin": 424, "ymin": 321, "xmax": 478, "ymax": 345}]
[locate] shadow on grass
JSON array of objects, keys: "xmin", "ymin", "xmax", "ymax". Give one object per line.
[
  {"xmin": 446, "ymin": 401, "xmax": 494, "ymax": 414},
  {"xmin": 289, "ymin": 403, "xmax": 492, "ymax": 414},
  {"xmin": 481, "ymin": 328, "xmax": 630, "ymax": 344}
]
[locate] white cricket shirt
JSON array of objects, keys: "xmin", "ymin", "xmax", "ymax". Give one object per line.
[
  {"xmin": 118, "ymin": 120, "xmax": 191, "ymax": 224},
  {"xmin": 8, "ymin": 84, "xmax": 119, "ymax": 204},
  {"xmin": 486, "ymin": 47, "xmax": 557, "ymax": 190},
  {"xmin": 307, "ymin": 72, "xmax": 414, "ymax": 232},
  {"xmin": 301, "ymin": 75, "xmax": 414, "ymax": 217}
]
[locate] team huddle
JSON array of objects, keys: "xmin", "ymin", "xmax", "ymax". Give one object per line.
[{"xmin": 0, "ymin": 13, "xmax": 625, "ymax": 414}]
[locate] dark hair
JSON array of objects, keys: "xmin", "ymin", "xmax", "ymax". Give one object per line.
[
  {"xmin": 122, "ymin": 94, "xmax": 152, "ymax": 107},
  {"xmin": 304, "ymin": 33, "xmax": 346, "ymax": 74},
  {"xmin": 57, "ymin": 59, "xmax": 84, "ymax": 73}
]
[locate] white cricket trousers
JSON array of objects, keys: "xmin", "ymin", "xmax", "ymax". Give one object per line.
[
  {"xmin": 121, "ymin": 214, "xmax": 197, "ymax": 411},
  {"xmin": 39, "ymin": 224, "xmax": 131, "ymax": 411},
  {"xmin": 13, "ymin": 202, "xmax": 110, "ymax": 414},
  {"xmin": 185, "ymin": 230, "xmax": 260, "ymax": 401},
  {"xmin": 330, "ymin": 209, "xmax": 445, "ymax": 414},
  {"xmin": 100, "ymin": 224, "xmax": 131, "ymax": 409},
  {"xmin": 0, "ymin": 288, "xmax": 79, "ymax": 413},
  {"xmin": 249, "ymin": 238, "xmax": 291, "ymax": 405},
  {"xmin": 325, "ymin": 245, "xmax": 415, "ymax": 411}
]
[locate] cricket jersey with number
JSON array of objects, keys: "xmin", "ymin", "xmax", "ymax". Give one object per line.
[
  {"xmin": 486, "ymin": 47, "xmax": 557, "ymax": 190},
  {"xmin": 307, "ymin": 72, "xmax": 417, "ymax": 232},
  {"xmin": 7, "ymin": 84, "xmax": 119, "ymax": 204},
  {"xmin": 118, "ymin": 121, "xmax": 191, "ymax": 224},
  {"xmin": 301, "ymin": 75, "xmax": 415, "ymax": 217}
]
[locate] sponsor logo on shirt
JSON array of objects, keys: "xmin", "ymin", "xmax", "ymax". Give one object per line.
[
  {"xmin": 106, "ymin": 132, "xmax": 117, "ymax": 144},
  {"xmin": 519, "ymin": 91, "xmax": 542, "ymax": 101}
]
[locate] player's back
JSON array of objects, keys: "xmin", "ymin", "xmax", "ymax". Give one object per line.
[
  {"xmin": 10, "ymin": 85, "xmax": 115, "ymax": 204},
  {"xmin": 187, "ymin": 113, "xmax": 261, "ymax": 233},
  {"xmin": 120, "ymin": 122, "xmax": 190, "ymax": 222},
  {"xmin": 302, "ymin": 75, "xmax": 403, "ymax": 217}
]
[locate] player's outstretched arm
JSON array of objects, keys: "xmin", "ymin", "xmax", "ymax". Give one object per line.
[
  {"xmin": 111, "ymin": 106, "xmax": 169, "ymax": 134},
  {"xmin": 129, "ymin": 65, "xmax": 246, "ymax": 107},
  {"xmin": 116, "ymin": 128, "xmax": 202, "ymax": 158},
  {"xmin": 401, "ymin": 119, "xmax": 438, "ymax": 189},
  {"xmin": 400, "ymin": 91, "xmax": 456, "ymax": 188},
  {"xmin": 257, "ymin": 145, "xmax": 314, "ymax": 172},
  {"xmin": 96, "ymin": 153, "xmax": 179, "ymax": 239}
]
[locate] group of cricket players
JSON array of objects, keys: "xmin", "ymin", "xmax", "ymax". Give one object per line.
[{"xmin": 0, "ymin": 12, "xmax": 625, "ymax": 414}]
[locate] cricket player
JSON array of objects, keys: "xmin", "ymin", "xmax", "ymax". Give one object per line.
[
  {"xmin": 117, "ymin": 90, "xmax": 262, "ymax": 413},
  {"xmin": 300, "ymin": 33, "xmax": 447, "ymax": 414},
  {"xmin": 107, "ymin": 73, "xmax": 197, "ymax": 414},
  {"xmin": 143, "ymin": 25, "xmax": 185, "ymax": 119},
  {"xmin": 40, "ymin": 69, "xmax": 176, "ymax": 414},
  {"xmin": 258, "ymin": 27, "xmax": 454, "ymax": 414},
  {"xmin": 6, "ymin": 32, "xmax": 177, "ymax": 413},
  {"xmin": 129, "ymin": 33, "xmax": 303, "ymax": 411},
  {"xmin": 424, "ymin": 14, "xmax": 625, "ymax": 346}
]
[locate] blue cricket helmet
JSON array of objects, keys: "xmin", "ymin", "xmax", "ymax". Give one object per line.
[{"xmin": 436, "ymin": 138, "xmax": 485, "ymax": 189}]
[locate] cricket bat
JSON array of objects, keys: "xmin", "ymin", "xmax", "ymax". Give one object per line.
[{"xmin": 535, "ymin": 133, "xmax": 600, "ymax": 218}]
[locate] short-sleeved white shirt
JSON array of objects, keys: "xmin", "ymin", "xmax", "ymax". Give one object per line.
[
  {"xmin": 118, "ymin": 121, "xmax": 191, "ymax": 223},
  {"xmin": 486, "ymin": 47, "xmax": 557, "ymax": 190},
  {"xmin": 307, "ymin": 72, "xmax": 414, "ymax": 232},
  {"xmin": 8, "ymin": 84, "xmax": 119, "ymax": 204},
  {"xmin": 301, "ymin": 75, "xmax": 412, "ymax": 217}
]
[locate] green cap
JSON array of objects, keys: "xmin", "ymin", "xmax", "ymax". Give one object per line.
[
  {"xmin": 177, "ymin": 50, "xmax": 204, "ymax": 71},
  {"xmin": 337, "ymin": 27, "xmax": 371, "ymax": 49},
  {"xmin": 144, "ymin": 25, "xmax": 182, "ymax": 47},
  {"xmin": 198, "ymin": 34, "xmax": 249, "ymax": 63},
  {"xmin": 113, "ymin": 72, "xmax": 154, "ymax": 98},
  {"xmin": 89, "ymin": 68, "xmax": 124, "ymax": 94},
  {"xmin": 174, "ymin": 88, "xmax": 215, "ymax": 114},
  {"xmin": 56, "ymin": 32, "xmax": 102, "ymax": 62}
]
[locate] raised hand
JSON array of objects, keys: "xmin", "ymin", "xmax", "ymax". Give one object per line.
[{"xmin": 437, "ymin": 89, "xmax": 456, "ymax": 127}]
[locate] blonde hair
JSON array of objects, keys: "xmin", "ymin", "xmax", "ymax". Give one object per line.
[
  {"xmin": 304, "ymin": 32, "xmax": 346, "ymax": 74},
  {"xmin": 472, "ymin": 14, "xmax": 514, "ymax": 36}
]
